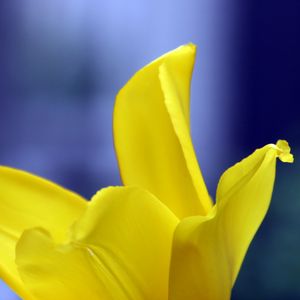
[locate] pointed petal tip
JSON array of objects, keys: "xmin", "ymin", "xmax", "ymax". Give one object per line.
[
  {"xmin": 175, "ymin": 43, "xmax": 197, "ymax": 57},
  {"xmin": 114, "ymin": 44, "xmax": 197, "ymax": 103},
  {"xmin": 182, "ymin": 42, "xmax": 197, "ymax": 51},
  {"xmin": 275, "ymin": 140, "xmax": 294, "ymax": 163}
]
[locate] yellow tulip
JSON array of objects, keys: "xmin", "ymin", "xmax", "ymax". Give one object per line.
[{"xmin": 0, "ymin": 44, "xmax": 293, "ymax": 300}]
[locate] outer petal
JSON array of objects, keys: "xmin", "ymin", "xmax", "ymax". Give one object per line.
[
  {"xmin": 0, "ymin": 230, "xmax": 34, "ymax": 300},
  {"xmin": 169, "ymin": 141, "xmax": 293, "ymax": 300},
  {"xmin": 114, "ymin": 44, "xmax": 212, "ymax": 219},
  {"xmin": 16, "ymin": 186, "xmax": 179, "ymax": 300},
  {"xmin": 0, "ymin": 166, "xmax": 87, "ymax": 299}
]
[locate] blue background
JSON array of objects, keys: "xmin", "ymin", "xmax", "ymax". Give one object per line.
[{"xmin": 1, "ymin": 1, "xmax": 300, "ymax": 299}]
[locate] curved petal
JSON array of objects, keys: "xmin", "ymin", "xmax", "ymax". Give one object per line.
[
  {"xmin": 169, "ymin": 141, "xmax": 293, "ymax": 300},
  {"xmin": 16, "ymin": 186, "xmax": 179, "ymax": 300},
  {"xmin": 0, "ymin": 231, "xmax": 34, "ymax": 300},
  {"xmin": 114, "ymin": 44, "xmax": 212, "ymax": 219},
  {"xmin": 0, "ymin": 166, "xmax": 87, "ymax": 299}
]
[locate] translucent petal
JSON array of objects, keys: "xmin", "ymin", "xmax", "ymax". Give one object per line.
[
  {"xmin": 114, "ymin": 44, "xmax": 212, "ymax": 219},
  {"xmin": 0, "ymin": 166, "xmax": 87, "ymax": 299},
  {"xmin": 16, "ymin": 186, "xmax": 179, "ymax": 300},
  {"xmin": 169, "ymin": 142, "xmax": 293, "ymax": 300}
]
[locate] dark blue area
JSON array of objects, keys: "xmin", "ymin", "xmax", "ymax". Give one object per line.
[
  {"xmin": 236, "ymin": 0, "xmax": 300, "ymax": 150},
  {"xmin": 232, "ymin": 1, "xmax": 300, "ymax": 299}
]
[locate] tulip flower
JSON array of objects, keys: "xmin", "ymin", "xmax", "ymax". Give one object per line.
[{"xmin": 0, "ymin": 44, "xmax": 293, "ymax": 300}]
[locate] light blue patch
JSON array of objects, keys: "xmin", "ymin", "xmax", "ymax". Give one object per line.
[{"xmin": 0, "ymin": 280, "xmax": 20, "ymax": 300}]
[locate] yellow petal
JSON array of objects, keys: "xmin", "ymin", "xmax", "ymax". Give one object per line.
[
  {"xmin": 114, "ymin": 44, "xmax": 212, "ymax": 219},
  {"xmin": 0, "ymin": 231, "xmax": 33, "ymax": 300},
  {"xmin": 16, "ymin": 186, "xmax": 179, "ymax": 300},
  {"xmin": 169, "ymin": 141, "xmax": 293, "ymax": 300},
  {"xmin": 0, "ymin": 166, "xmax": 87, "ymax": 299}
]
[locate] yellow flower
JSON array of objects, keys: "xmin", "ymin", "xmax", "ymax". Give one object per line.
[{"xmin": 0, "ymin": 44, "xmax": 293, "ymax": 300}]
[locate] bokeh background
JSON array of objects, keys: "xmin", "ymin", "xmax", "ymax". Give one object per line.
[{"xmin": 1, "ymin": 1, "xmax": 299, "ymax": 299}]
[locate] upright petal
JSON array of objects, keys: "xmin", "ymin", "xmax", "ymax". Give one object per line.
[
  {"xmin": 114, "ymin": 44, "xmax": 212, "ymax": 219},
  {"xmin": 169, "ymin": 141, "xmax": 293, "ymax": 300},
  {"xmin": 16, "ymin": 186, "xmax": 179, "ymax": 300},
  {"xmin": 0, "ymin": 166, "xmax": 87, "ymax": 299}
]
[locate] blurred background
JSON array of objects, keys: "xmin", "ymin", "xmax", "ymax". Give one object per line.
[{"xmin": 0, "ymin": 0, "xmax": 299, "ymax": 299}]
